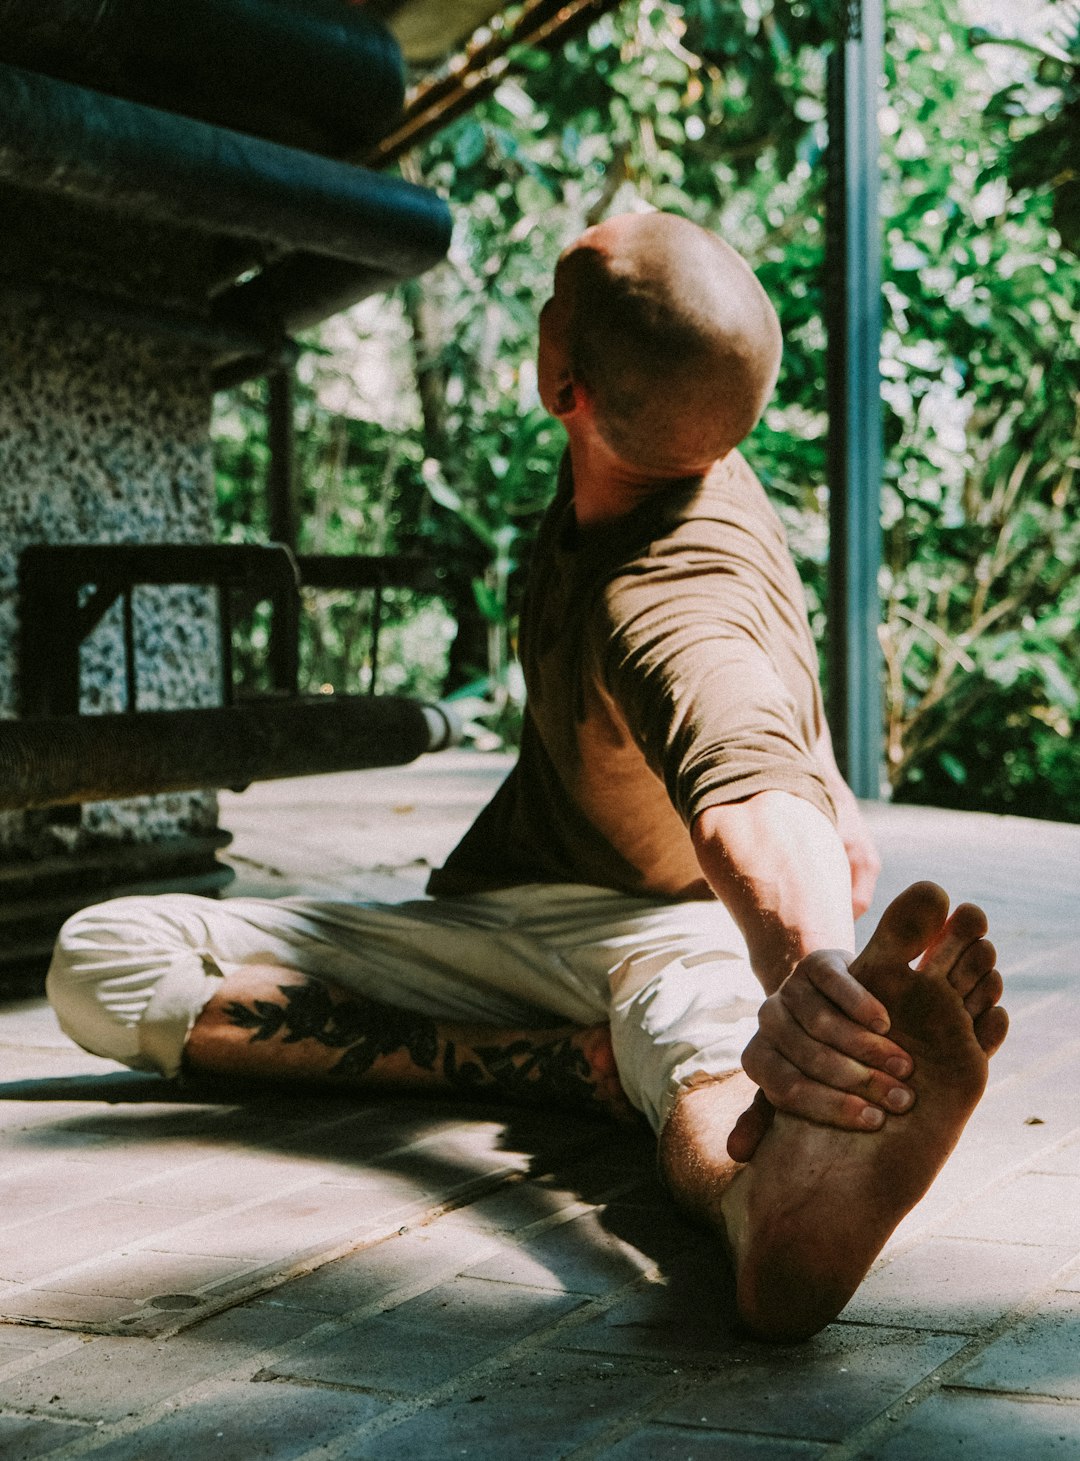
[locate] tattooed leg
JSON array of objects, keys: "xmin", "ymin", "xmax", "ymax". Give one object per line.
[{"xmin": 183, "ymin": 965, "xmax": 635, "ymax": 1121}]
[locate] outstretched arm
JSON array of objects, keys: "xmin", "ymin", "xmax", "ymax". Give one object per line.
[
  {"xmin": 691, "ymin": 790, "xmax": 912, "ymax": 1137},
  {"xmin": 812, "ymin": 722, "xmax": 881, "ymax": 919},
  {"xmin": 595, "ymin": 532, "xmax": 891, "ymax": 1135}
]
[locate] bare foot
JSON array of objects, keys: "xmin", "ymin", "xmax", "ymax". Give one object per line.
[
  {"xmin": 572, "ymin": 1025, "xmax": 639, "ymax": 1123},
  {"xmin": 719, "ymin": 881, "xmax": 1008, "ymax": 1343}
]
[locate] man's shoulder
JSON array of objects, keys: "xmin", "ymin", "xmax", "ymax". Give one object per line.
[
  {"xmin": 702, "ymin": 450, "xmax": 776, "ymax": 517},
  {"xmin": 623, "ymin": 450, "xmax": 782, "ymax": 555}
]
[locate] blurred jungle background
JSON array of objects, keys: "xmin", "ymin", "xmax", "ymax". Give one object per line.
[{"xmin": 213, "ymin": 0, "xmax": 1080, "ymax": 822}]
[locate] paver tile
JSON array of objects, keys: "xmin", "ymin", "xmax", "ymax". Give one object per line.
[
  {"xmin": 880, "ymin": 1081, "xmax": 1080, "ymax": 1243},
  {"xmin": 463, "ymin": 1201, "xmax": 698, "ymax": 1295},
  {"xmin": 0, "ymin": 1326, "xmax": 76, "ymax": 1356},
  {"xmin": 148, "ymin": 1187, "xmax": 377, "ymax": 1261},
  {"xmin": 949, "ymin": 1290, "xmax": 1080, "ymax": 1399},
  {"xmin": 0, "ymin": 1167, "xmax": 142, "ymax": 1226},
  {"xmin": 839, "ymin": 1237, "xmax": 1076, "ymax": 1332},
  {"xmin": 63, "ymin": 1378, "xmax": 387, "ymax": 1460},
  {"xmin": 0, "ymin": 1412, "xmax": 88, "ymax": 1459},
  {"xmin": 654, "ymin": 1325, "xmax": 963, "ymax": 1442},
  {"xmin": 247, "ymin": 1220, "xmax": 504, "ymax": 1316},
  {"xmin": 595, "ymin": 1425, "xmax": 827, "ymax": 1460},
  {"xmin": 934, "ymin": 1171, "xmax": 1080, "ymax": 1247},
  {"xmin": 0, "ymin": 1290, "xmax": 139, "ymax": 1325},
  {"xmin": 265, "ymin": 1276, "xmax": 587, "ymax": 1396},
  {"xmin": 8, "ymin": 1108, "xmax": 231, "ymax": 1163},
  {"xmin": 416, "ymin": 1144, "xmax": 656, "ymax": 1239},
  {"xmin": 293, "ymin": 1162, "xmax": 483, "ymax": 1215},
  {"xmin": 1, "ymin": 1136, "xmax": 222, "ymax": 1183},
  {"xmin": 0, "ymin": 776, "xmax": 1076, "ymax": 1453},
  {"xmin": 263, "ymin": 1315, "xmax": 498, "ymax": 1396},
  {"xmin": 35, "ymin": 1250, "xmax": 260, "ymax": 1300},
  {"xmin": 350, "ymin": 1352, "xmax": 681, "ymax": 1461},
  {"xmin": 848, "ymin": 1391, "xmax": 1080, "ymax": 1459},
  {"xmin": 0, "ymin": 1201, "xmax": 208, "ymax": 1284},
  {"xmin": 100, "ymin": 1162, "xmax": 320, "ymax": 1212},
  {"xmin": 431, "ymin": 1180, "xmax": 598, "ymax": 1241},
  {"xmin": 559, "ymin": 1249, "xmax": 742, "ymax": 1358},
  {"xmin": 0, "ymin": 1305, "xmax": 318, "ymax": 1423},
  {"xmin": 1032, "ymin": 1134, "xmax": 1080, "ymax": 1176},
  {"xmin": 381, "ymin": 1271, "xmax": 586, "ymax": 1338}
]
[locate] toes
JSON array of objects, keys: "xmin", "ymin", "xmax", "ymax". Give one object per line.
[
  {"xmin": 943, "ymin": 937, "xmax": 996, "ymax": 999},
  {"xmin": 863, "ymin": 882, "xmax": 951, "ymax": 967},
  {"xmin": 918, "ymin": 903, "xmax": 990, "ymax": 980},
  {"xmin": 974, "ymin": 1004, "xmax": 1009, "ymax": 1057},
  {"xmin": 965, "ymin": 967, "xmax": 1003, "ymax": 1020}
]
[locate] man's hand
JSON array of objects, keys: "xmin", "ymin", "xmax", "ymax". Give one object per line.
[
  {"xmin": 691, "ymin": 789, "xmax": 898, "ymax": 1164},
  {"xmin": 832, "ymin": 789, "xmax": 881, "ymax": 921},
  {"xmin": 814, "ymin": 725, "xmax": 881, "ymax": 920},
  {"xmin": 733, "ymin": 947, "xmax": 914, "ymax": 1157}
]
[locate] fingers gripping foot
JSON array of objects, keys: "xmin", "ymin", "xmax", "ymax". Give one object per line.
[{"xmin": 720, "ymin": 881, "xmax": 1008, "ymax": 1343}]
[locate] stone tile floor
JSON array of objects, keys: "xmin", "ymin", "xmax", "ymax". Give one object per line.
[{"xmin": 0, "ymin": 750, "xmax": 1078, "ymax": 1458}]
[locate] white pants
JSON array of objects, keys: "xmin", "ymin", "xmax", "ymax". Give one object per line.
[{"xmin": 46, "ymin": 884, "xmax": 764, "ymax": 1134}]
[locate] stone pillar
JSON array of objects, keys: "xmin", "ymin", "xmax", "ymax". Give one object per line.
[{"xmin": 0, "ymin": 203, "xmax": 233, "ymax": 977}]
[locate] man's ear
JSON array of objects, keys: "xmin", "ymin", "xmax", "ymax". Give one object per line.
[
  {"xmin": 553, "ymin": 380, "xmax": 576, "ymax": 416},
  {"xmin": 553, "ymin": 376, "xmax": 592, "ymax": 421}
]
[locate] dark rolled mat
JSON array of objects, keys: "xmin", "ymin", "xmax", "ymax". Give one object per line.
[
  {"xmin": 0, "ymin": 0, "xmax": 405, "ymax": 155},
  {"xmin": 0, "ymin": 65, "xmax": 450, "ymax": 277},
  {"xmin": 0, "ymin": 698, "xmax": 457, "ymax": 810}
]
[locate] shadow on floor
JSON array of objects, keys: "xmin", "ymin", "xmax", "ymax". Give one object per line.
[{"xmin": 0, "ymin": 1070, "xmax": 744, "ymax": 1345}]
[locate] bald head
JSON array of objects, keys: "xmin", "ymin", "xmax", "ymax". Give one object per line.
[{"xmin": 557, "ymin": 213, "xmax": 782, "ymax": 474}]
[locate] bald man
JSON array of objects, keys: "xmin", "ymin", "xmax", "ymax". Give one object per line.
[{"xmin": 47, "ymin": 214, "xmax": 1006, "ymax": 1341}]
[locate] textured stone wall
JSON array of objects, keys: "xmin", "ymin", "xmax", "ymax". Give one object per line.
[{"xmin": 0, "ymin": 307, "xmax": 221, "ymax": 857}]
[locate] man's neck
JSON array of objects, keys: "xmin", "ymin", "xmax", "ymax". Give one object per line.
[
  {"xmin": 564, "ymin": 419, "xmax": 726, "ymax": 527},
  {"xmin": 567, "ymin": 434, "xmax": 677, "ymax": 527}
]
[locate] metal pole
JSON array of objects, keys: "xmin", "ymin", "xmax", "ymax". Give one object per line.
[
  {"xmin": 267, "ymin": 368, "xmax": 297, "ymax": 552},
  {"xmin": 825, "ymin": 0, "xmax": 884, "ymax": 798},
  {"xmin": 267, "ymin": 367, "xmax": 301, "ymax": 695}
]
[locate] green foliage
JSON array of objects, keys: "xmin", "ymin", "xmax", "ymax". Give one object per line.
[
  {"xmin": 214, "ymin": 380, "xmax": 271, "ymax": 542},
  {"xmin": 973, "ymin": 10, "xmax": 1080, "ymax": 254},
  {"xmin": 875, "ymin": 0, "xmax": 1080, "ymax": 813},
  {"xmin": 395, "ymin": 0, "xmax": 841, "ymax": 736},
  {"xmin": 213, "ymin": 369, "xmax": 453, "ymax": 702},
  {"xmin": 210, "ymin": 0, "xmax": 1080, "ymax": 820}
]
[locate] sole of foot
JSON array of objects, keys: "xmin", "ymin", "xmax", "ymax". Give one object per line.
[{"xmin": 720, "ymin": 880, "xmax": 1008, "ymax": 1344}]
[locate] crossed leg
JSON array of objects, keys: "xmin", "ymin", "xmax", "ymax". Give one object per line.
[
  {"xmin": 185, "ymin": 968, "xmax": 634, "ymax": 1119},
  {"xmin": 659, "ymin": 881, "xmax": 1008, "ymax": 1342},
  {"xmin": 51, "ymin": 879, "xmax": 1006, "ymax": 1344}
]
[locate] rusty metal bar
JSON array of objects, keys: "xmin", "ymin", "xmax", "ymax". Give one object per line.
[
  {"xmin": 267, "ymin": 369, "xmax": 301, "ymax": 694},
  {"xmin": 369, "ymin": 583, "xmax": 385, "ymax": 692},
  {"xmin": 295, "ymin": 553, "xmax": 440, "ymax": 593},
  {"xmin": 0, "ymin": 697, "xmax": 460, "ymax": 811},
  {"xmin": 365, "ymin": 0, "xmax": 626, "ymax": 169},
  {"xmin": 267, "ymin": 370, "xmax": 297, "ymax": 553},
  {"xmin": 20, "ymin": 542, "xmax": 301, "ymax": 593},
  {"xmin": 19, "ymin": 542, "xmax": 303, "ymax": 717},
  {"xmin": 122, "ymin": 589, "xmax": 137, "ymax": 712},
  {"xmin": 218, "ymin": 583, "xmax": 236, "ymax": 707}
]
